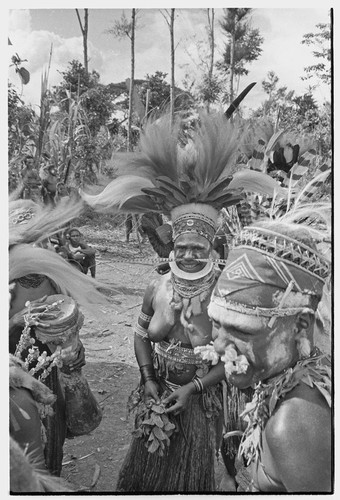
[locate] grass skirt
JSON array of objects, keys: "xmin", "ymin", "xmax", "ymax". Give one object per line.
[{"xmin": 116, "ymin": 384, "xmax": 223, "ymax": 492}]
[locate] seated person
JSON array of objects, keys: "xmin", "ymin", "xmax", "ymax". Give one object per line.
[{"xmin": 64, "ymin": 227, "xmax": 96, "ymax": 278}]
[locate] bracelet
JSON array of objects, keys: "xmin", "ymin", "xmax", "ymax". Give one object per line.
[
  {"xmin": 139, "ymin": 364, "xmax": 157, "ymax": 384},
  {"xmin": 134, "ymin": 323, "xmax": 149, "ymax": 339},
  {"xmin": 139, "ymin": 311, "xmax": 152, "ymax": 323},
  {"xmin": 191, "ymin": 376, "xmax": 204, "ymax": 393}
]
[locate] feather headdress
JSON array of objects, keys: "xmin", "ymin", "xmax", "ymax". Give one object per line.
[
  {"xmin": 9, "ymin": 197, "xmax": 84, "ymax": 248},
  {"xmin": 9, "ymin": 198, "xmax": 108, "ymax": 310},
  {"xmin": 81, "ymin": 111, "xmax": 285, "ymax": 241}
]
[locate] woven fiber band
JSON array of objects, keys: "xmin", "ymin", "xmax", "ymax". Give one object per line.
[
  {"xmin": 134, "ymin": 323, "xmax": 149, "ymax": 339},
  {"xmin": 232, "ymin": 226, "xmax": 330, "ymax": 280},
  {"xmin": 209, "ymin": 296, "xmax": 315, "ymax": 319},
  {"xmin": 172, "ymin": 213, "xmax": 216, "ymax": 243},
  {"xmin": 155, "ymin": 340, "xmax": 205, "ymax": 365},
  {"xmin": 139, "ymin": 311, "xmax": 152, "ymax": 323}
]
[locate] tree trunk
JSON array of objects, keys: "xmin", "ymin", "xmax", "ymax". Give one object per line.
[
  {"xmin": 170, "ymin": 9, "xmax": 175, "ymax": 126},
  {"xmin": 75, "ymin": 9, "xmax": 89, "ymax": 75},
  {"xmin": 127, "ymin": 9, "xmax": 136, "ymax": 152},
  {"xmin": 84, "ymin": 9, "xmax": 88, "ymax": 74},
  {"xmin": 229, "ymin": 31, "xmax": 235, "ymax": 104},
  {"xmin": 207, "ymin": 8, "xmax": 215, "ymax": 112},
  {"xmin": 145, "ymin": 88, "xmax": 150, "ymax": 119}
]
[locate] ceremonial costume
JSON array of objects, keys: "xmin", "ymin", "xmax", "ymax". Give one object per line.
[
  {"xmin": 81, "ymin": 111, "xmax": 281, "ymax": 492},
  {"xmin": 9, "ymin": 198, "xmax": 105, "ymax": 478},
  {"xmin": 208, "ymin": 204, "xmax": 332, "ymax": 492}
]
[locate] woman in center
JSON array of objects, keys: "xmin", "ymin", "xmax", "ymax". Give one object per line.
[
  {"xmin": 118, "ymin": 204, "xmax": 225, "ymax": 492},
  {"xmin": 80, "ymin": 111, "xmax": 283, "ymax": 492}
]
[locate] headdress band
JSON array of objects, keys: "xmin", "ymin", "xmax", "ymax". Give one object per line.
[
  {"xmin": 232, "ymin": 226, "xmax": 330, "ymax": 281},
  {"xmin": 172, "ymin": 213, "xmax": 217, "ymax": 243},
  {"xmin": 208, "ymin": 297, "xmax": 314, "ymax": 323}
]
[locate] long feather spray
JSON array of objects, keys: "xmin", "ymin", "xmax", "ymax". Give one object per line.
[
  {"xmin": 9, "ymin": 244, "xmax": 109, "ymax": 311},
  {"xmin": 81, "ymin": 111, "xmax": 285, "ymax": 216},
  {"xmin": 9, "ymin": 198, "xmax": 84, "ymax": 247}
]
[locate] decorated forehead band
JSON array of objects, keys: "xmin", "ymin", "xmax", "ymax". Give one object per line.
[
  {"xmin": 232, "ymin": 226, "xmax": 330, "ymax": 281},
  {"xmin": 209, "ymin": 296, "xmax": 314, "ymax": 324},
  {"xmin": 172, "ymin": 213, "xmax": 216, "ymax": 243}
]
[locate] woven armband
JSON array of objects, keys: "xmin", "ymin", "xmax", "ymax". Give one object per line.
[
  {"xmin": 139, "ymin": 311, "xmax": 152, "ymax": 324},
  {"xmin": 134, "ymin": 323, "xmax": 149, "ymax": 340}
]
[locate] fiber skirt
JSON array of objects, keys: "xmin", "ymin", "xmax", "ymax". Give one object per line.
[{"xmin": 116, "ymin": 383, "xmax": 223, "ymax": 493}]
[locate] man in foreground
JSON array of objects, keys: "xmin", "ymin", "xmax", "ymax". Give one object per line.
[{"xmin": 207, "ymin": 216, "xmax": 332, "ymax": 492}]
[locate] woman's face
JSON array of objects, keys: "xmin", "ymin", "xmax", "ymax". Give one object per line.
[
  {"xmin": 209, "ymin": 287, "xmax": 299, "ymax": 388},
  {"xmin": 174, "ymin": 233, "xmax": 211, "ymax": 274}
]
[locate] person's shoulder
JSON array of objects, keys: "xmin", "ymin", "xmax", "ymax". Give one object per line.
[
  {"xmin": 265, "ymin": 383, "xmax": 331, "ymax": 447},
  {"xmin": 144, "ymin": 274, "xmax": 165, "ymax": 294}
]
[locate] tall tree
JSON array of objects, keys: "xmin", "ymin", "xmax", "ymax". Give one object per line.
[
  {"xmin": 160, "ymin": 9, "xmax": 176, "ymax": 124},
  {"xmin": 76, "ymin": 9, "xmax": 89, "ymax": 75},
  {"xmin": 206, "ymin": 8, "xmax": 215, "ymax": 111},
  {"xmin": 218, "ymin": 8, "xmax": 263, "ymax": 104},
  {"xmin": 181, "ymin": 9, "xmax": 223, "ymax": 109},
  {"xmin": 301, "ymin": 22, "xmax": 331, "ymax": 87},
  {"xmin": 105, "ymin": 10, "xmax": 138, "ymax": 151}
]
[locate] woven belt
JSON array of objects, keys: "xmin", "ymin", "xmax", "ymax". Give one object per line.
[{"xmin": 155, "ymin": 340, "xmax": 203, "ymax": 365}]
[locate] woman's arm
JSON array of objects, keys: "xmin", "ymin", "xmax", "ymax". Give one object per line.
[{"xmin": 133, "ymin": 279, "xmax": 160, "ymax": 403}]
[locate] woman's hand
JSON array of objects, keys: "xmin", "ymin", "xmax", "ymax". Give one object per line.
[
  {"xmin": 163, "ymin": 383, "xmax": 195, "ymax": 415},
  {"xmin": 144, "ymin": 380, "xmax": 161, "ymax": 405}
]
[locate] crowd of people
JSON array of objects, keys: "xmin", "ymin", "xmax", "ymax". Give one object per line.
[{"xmin": 9, "ymin": 111, "xmax": 332, "ymax": 494}]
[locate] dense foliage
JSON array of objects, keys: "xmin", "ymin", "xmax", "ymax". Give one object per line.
[{"xmin": 8, "ymin": 15, "xmax": 332, "ymax": 197}]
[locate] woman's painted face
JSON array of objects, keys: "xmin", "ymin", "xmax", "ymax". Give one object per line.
[
  {"xmin": 209, "ymin": 287, "xmax": 299, "ymax": 388},
  {"xmin": 174, "ymin": 233, "xmax": 211, "ymax": 274}
]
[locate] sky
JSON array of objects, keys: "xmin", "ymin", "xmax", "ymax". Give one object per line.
[{"xmin": 6, "ymin": 4, "xmax": 333, "ymax": 115}]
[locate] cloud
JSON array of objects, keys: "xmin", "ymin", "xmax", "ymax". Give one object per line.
[
  {"xmin": 9, "ymin": 9, "xmax": 31, "ymax": 33},
  {"xmin": 9, "ymin": 9, "xmax": 107, "ymax": 107}
]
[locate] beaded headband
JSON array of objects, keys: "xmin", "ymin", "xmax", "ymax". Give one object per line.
[
  {"xmin": 171, "ymin": 203, "xmax": 219, "ymax": 244},
  {"xmin": 172, "ymin": 213, "xmax": 217, "ymax": 243}
]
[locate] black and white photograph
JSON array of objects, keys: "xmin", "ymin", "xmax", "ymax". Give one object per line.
[{"xmin": 7, "ymin": 2, "xmax": 334, "ymax": 495}]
